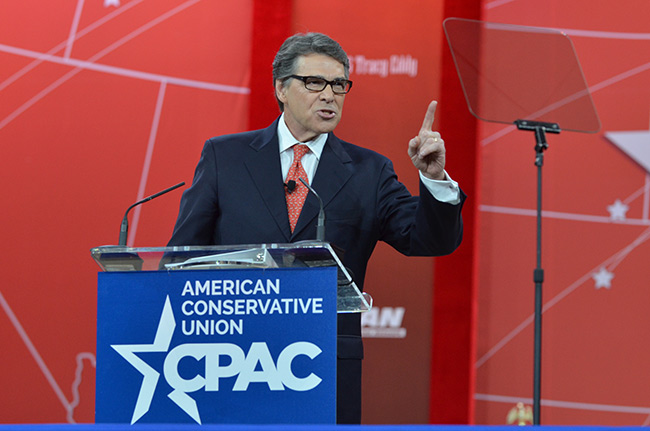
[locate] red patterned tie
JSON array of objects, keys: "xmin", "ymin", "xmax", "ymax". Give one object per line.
[{"xmin": 285, "ymin": 144, "xmax": 310, "ymax": 232}]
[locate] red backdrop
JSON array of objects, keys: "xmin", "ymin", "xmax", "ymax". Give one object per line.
[{"xmin": 2, "ymin": 0, "xmax": 649, "ymax": 426}]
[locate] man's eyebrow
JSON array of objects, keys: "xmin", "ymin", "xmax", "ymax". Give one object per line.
[{"xmin": 310, "ymin": 75, "xmax": 348, "ymax": 81}]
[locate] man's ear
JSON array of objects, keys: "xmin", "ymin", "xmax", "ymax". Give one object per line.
[{"xmin": 275, "ymin": 79, "xmax": 288, "ymax": 105}]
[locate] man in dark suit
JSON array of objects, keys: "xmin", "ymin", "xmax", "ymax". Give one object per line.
[{"xmin": 168, "ymin": 32, "xmax": 465, "ymax": 424}]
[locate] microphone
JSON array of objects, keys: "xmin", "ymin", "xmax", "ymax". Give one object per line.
[
  {"xmin": 118, "ymin": 182, "xmax": 185, "ymax": 246},
  {"xmin": 298, "ymin": 178, "xmax": 325, "ymax": 242},
  {"xmin": 284, "ymin": 180, "xmax": 296, "ymax": 194}
]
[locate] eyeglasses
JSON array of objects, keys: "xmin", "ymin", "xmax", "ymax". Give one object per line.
[{"xmin": 288, "ymin": 75, "xmax": 353, "ymax": 94}]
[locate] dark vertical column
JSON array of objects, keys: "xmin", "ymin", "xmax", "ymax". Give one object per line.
[
  {"xmin": 248, "ymin": 0, "xmax": 292, "ymax": 130},
  {"xmin": 429, "ymin": 0, "xmax": 482, "ymax": 424}
]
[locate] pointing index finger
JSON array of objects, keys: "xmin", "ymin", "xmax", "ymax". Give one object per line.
[{"xmin": 420, "ymin": 100, "xmax": 438, "ymax": 132}]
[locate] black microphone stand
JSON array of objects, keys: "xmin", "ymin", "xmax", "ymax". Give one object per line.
[
  {"xmin": 299, "ymin": 178, "xmax": 325, "ymax": 242},
  {"xmin": 514, "ymin": 119, "xmax": 560, "ymax": 425},
  {"xmin": 118, "ymin": 182, "xmax": 185, "ymax": 246}
]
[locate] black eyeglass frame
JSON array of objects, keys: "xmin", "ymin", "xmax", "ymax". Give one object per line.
[{"xmin": 287, "ymin": 75, "xmax": 353, "ymax": 94}]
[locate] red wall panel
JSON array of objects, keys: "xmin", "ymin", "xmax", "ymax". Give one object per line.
[{"xmin": 0, "ymin": 0, "xmax": 251, "ymax": 423}]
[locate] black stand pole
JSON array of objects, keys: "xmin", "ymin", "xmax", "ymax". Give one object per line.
[{"xmin": 514, "ymin": 119, "xmax": 560, "ymax": 425}]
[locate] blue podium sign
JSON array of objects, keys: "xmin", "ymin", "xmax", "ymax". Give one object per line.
[{"xmin": 96, "ymin": 267, "xmax": 337, "ymax": 425}]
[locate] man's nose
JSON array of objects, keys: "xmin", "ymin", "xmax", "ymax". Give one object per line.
[{"xmin": 319, "ymin": 85, "xmax": 335, "ymax": 101}]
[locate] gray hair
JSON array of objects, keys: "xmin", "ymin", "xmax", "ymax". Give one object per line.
[{"xmin": 272, "ymin": 32, "xmax": 350, "ymax": 111}]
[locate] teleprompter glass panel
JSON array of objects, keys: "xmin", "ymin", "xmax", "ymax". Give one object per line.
[{"xmin": 443, "ymin": 18, "xmax": 600, "ymax": 132}]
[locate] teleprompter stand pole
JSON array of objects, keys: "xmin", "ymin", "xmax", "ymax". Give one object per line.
[{"xmin": 514, "ymin": 119, "xmax": 560, "ymax": 425}]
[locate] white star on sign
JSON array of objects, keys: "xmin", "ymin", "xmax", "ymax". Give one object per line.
[
  {"xmin": 111, "ymin": 296, "xmax": 176, "ymax": 424},
  {"xmin": 607, "ymin": 199, "xmax": 629, "ymax": 221},
  {"xmin": 592, "ymin": 267, "xmax": 614, "ymax": 290},
  {"xmin": 104, "ymin": 0, "xmax": 120, "ymax": 7}
]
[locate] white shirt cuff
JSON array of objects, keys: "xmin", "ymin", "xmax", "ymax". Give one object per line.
[{"xmin": 419, "ymin": 170, "xmax": 461, "ymax": 205}]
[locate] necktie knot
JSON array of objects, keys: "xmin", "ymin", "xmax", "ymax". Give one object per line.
[{"xmin": 292, "ymin": 144, "xmax": 310, "ymax": 164}]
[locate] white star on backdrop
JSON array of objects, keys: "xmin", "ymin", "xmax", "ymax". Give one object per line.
[
  {"xmin": 104, "ymin": 0, "xmax": 120, "ymax": 7},
  {"xmin": 607, "ymin": 199, "xmax": 629, "ymax": 221},
  {"xmin": 592, "ymin": 267, "xmax": 614, "ymax": 289}
]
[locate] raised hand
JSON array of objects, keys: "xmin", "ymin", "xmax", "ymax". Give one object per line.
[{"xmin": 407, "ymin": 101, "xmax": 446, "ymax": 180}]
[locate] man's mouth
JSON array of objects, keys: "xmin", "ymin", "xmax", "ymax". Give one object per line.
[{"xmin": 317, "ymin": 109, "xmax": 337, "ymax": 119}]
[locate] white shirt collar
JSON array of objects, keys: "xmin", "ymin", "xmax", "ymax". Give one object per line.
[{"xmin": 277, "ymin": 113, "xmax": 327, "ymax": 159}]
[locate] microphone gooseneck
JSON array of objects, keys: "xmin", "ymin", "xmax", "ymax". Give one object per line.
[
  {"xmin": 298, "ymin": 178, "xmax": 325, "ymax": 242},
  {"xmin": 118, "ymin": 182, "xmax": 185, "ymax": 246}
]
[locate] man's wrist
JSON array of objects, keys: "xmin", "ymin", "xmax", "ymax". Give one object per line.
[{"xmin": 422, "ymin": 170, "xmax": 446, "ymax": 181}]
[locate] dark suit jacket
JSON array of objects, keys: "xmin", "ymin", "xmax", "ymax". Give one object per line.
[{"xmin": 168, "ymin": 118, "xmax": 465, "ymax": 422}]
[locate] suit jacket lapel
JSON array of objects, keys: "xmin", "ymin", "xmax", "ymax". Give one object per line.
[
  {"xmin": 292, "ymin": 133, "xmax": 353, "ymax": 238},
  {"xmin": 244, "ymin": 119, "xmax": 292, "ymax": 241}
]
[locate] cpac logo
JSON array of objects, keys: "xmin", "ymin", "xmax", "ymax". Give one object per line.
[{"xmin": 111, "ymin": 296, "xmax": 322, "ymax": 424}]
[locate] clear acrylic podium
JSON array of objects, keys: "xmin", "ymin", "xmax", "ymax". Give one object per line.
[
  {"xmin": 91, "ymin": 241, "xmax": 372, "ymax": 313},
  {"xmin": 92, "ymin": 241, "xmax": 371, "ymax": 424}
]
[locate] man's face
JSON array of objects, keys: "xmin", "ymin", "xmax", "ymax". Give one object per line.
[{"xmin": 275, "ymin": 54, "xmax": 347, "ymax": 142}]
